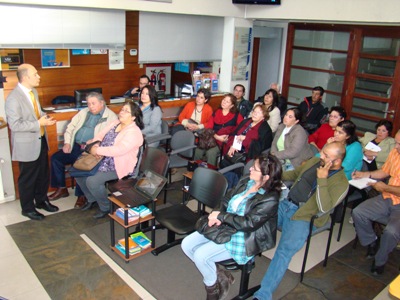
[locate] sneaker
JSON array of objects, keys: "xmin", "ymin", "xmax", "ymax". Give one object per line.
[
  {"xmin": 349, "ymin": 216, "xmax": 354, "ymax": 224},
  {"xmin": 366, "ymin": 240, "xmax": 379, "ymax": 259},
  {"xmin": 371, "ymin": 261, "xmax": 384, "ymax": 275}
]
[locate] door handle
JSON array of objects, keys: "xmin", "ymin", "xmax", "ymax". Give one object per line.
[{"xmin": 382, "ymin": 110, "xmax": 395, "ymax": 114}]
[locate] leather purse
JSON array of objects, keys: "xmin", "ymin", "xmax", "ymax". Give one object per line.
[
  {"xmin": 224, "ymin": 151, "xmax": 247, "ymax": 165},
  {"xmin": 72, "ymin": 152, "xmax": 103, "ymax": 171},
  {"xmin": 195, "ymin": 215, "xmax": 237, "ymax": 244}
]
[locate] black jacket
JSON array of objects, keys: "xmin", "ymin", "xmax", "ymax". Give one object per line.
[
  {"xmin": 217, "ymin": 176, "xmax": 279, "ymax": 257},
  {"xmin": 298, "ymin": 97, "xmax": 327, "ymax": 133}
]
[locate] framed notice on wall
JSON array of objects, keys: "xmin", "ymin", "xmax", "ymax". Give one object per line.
[
  {"xmin": 232, "ymin": 27, "xmax": 252, "ymax": 81},
  {"xmin": 41, "ymin": 49, "xmax": 70, "ymax": 68}
]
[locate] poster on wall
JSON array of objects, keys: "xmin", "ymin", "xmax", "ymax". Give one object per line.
[
  {"xmin": 0, "ymin": 49, "xmax": 24, "ymax": 70},
  {"xmin": 146, "ymin": 64, "xmax": 172, "ymax": 96},
  {"xmin": 41, "ymin": 49, "xmax": 70, "ymax": 68},
  {"xmin": 232, "ymin": 27, "xmax": 252, "ymax": 81}
]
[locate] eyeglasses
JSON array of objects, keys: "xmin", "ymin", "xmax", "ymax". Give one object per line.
[{"xmin": 120, "ymin": 108, "xmax": 131, "ymax": 114}]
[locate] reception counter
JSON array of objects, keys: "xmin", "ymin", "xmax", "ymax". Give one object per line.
[{"xmin": 11, "ymin": 94, "xmax": 225, "ymax": 197}]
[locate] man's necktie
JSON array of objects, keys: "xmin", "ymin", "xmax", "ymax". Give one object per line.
[{"xmin": 29, "ymin": 91, "xmax": 44, "ymax": 136}]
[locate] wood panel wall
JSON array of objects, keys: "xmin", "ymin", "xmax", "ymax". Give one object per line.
[{"xmin": 2, "ymin": 11, "xmax": 143, "ymax": 106}]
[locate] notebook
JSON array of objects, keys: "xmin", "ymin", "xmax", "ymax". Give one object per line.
[{"xmin": 109, "ymin": 169, "xmax": 167, "ymax": 207}]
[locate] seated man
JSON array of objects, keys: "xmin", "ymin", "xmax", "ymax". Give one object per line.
[
  {"xmin": 254, "ymin": 142, "xmax": 349, "ymax": 300},
  {"xmin": 352, "ymin": 130, "xmax": 400, "ymax": 275},
  {"xmin": 298, "ymin": 86, "xmax": 327, "ymax": 134},
  {"xmin": 123, "ymin": 74, "xmax": 150, "ymax": 98},
  {"xmin": 233, "ymin": 84, "xmax": 253, "ymax": 118},
  {"xmin": 48, "ymin": 92, "xmax": 118, "ymax": 207}
]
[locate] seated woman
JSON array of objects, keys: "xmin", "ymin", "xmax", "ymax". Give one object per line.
[
  {"xmin": 139, "ymin": 85, "xmax": 162, "ymax": 147},
  {"xmin": 171, "ymin": 88, "xmax": 213, "ymax": 135},
  {"xmin": 253, "ymin": 88, "xmax": 281, "ymax": 133},
  {"xmin": 308, "ymin": 106, "xmax": 346, "ymax": 151},
  {"xmin": 194, "ymin": 94, "xmax": 243, "ymax": 167},
  {"xmin": 220, "ymin": 105, "xmax": 273, "ymax": 169},
  {"xmin": 324, "ymin": 120, "xmax": 363, "ymax": 179},
  {"xmin": 359, "ymin": 119, "xmax": 395, "ymax": 171},
  {"xmin": 181, "ymin": 153, "xmax": 282, "ymax": 299},
  {"xmin": 271, "ymin": 108, "xmax": 313, "ymax": 171},
  {"xmin": 76, "ymin": 102, "xmax": 144, "ymax": 219}
]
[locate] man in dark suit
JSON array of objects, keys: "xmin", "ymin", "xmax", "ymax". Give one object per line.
[{"xmin": 5, "ymin": 63, "xmax": 58, "ymax": 220}]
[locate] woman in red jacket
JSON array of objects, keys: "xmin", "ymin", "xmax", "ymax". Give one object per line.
[{"xmin": 171, "ymin": 88, "xmax": 213, "ymax": 135}]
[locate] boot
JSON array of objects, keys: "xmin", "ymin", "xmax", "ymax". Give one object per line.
[
  {"xmin": 205, "ymin": 282, "xmax": 220, "ymax": 300},
  {"xmin": 217, "ymin": 266, "xmax": 234, "ymax": 300}
]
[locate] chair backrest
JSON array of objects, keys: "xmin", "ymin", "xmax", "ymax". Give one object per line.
[
  {"xmin": 139, "ymin": 147, "xmax": 170, "ymax": 177},
  {"xmin": 159, "ymin": 119, "xmax": 171, "ymax": 148},
  {"xmin": 130, "ymin": 141, "xmax": 145, "ymax": 178},
  {"xmin": 309, "ymin": 143, "xmax": 319, "ymax": 155},
  {"xmin": 189, "ymin": 167, "xmax": 228, "ymax": 209},
  {"xmin": 170, "ymin": 130, "xmax": 195, "ymax": 158}
]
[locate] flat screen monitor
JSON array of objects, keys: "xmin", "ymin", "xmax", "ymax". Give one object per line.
[
  {"xmin": 74, "ymin": 87, "xmax": 102, "ymax": 107},
  {"xmin": 233, "ymin": 0, "xmax": 280, "ymax": 4}
]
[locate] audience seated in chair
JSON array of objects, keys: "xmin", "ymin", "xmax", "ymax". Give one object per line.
[
  {"xmin": 297, "ymin": 86, "xmax": 327, "ymax": 134},
  {"xmin": 352, "ymin": 130, "xmax": 400, "ymax": 276},
  {"xmin": 48, "ymin": 92, "xmax": 117, "ymax": 208},
  {"xmin": 139, "ymin": 85, "xmax": 162, "ymax": 147},
  {"xmin": 170, "ymin": 88, "xmax": 213, "ymax": 135},
  {"xmin": 359, "ymin": 119, "xmax": 395, "ymax": 171},
  {"xmin": 254, "ymin": 142, "xmax": 349, "ymax": 300},
  {"xmin": 76, "ymin": 102, "xmax": 144, "ymax": 219},
  {"xmin": 308, "ymin": 106, "xmax": 346, "ymax": 152},
  {"xmin": 270, "ymin": 107, "xmax": 313, "ymax": 172},
  {"xmin": 253, "ymin": 88, "xmax": 281, "ymax": 133},
  {"xmin": 194, "ymin": 93, "xmax": 243, "ymax": 167},
  {"xmin": 182, "ymin": 153, "xmax": 282, "ymax": 299},
  {"xmin": 219, "ymin": 105, "xmax": 273, "ymax": 169}
]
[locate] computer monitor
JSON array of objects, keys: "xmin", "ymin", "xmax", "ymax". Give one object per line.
[{"xmin": 74, "ymin": 87, "xmax": 102, "ymax": 107}]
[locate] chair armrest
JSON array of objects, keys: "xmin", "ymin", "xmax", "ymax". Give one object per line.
[
  {"xmin": 218, "ymin": 162, "xmax": 245, "ymax": 174},
  {"xmin": 170, "ymin": 145, "xmax": 197, "ymax": 156},
  {"xmin": 145, "ymin": 133, "xmax": 172, "ymax": 145}
]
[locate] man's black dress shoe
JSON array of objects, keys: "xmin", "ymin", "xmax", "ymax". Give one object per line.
[
  {"xmin": 366, "ymin": 240, "xmax": 379, "ymax": 259},
  {"xmin": 35, "ymin": 200, "xmax": 59, "ymax": 212},
  {"xmin": 81, "ymin": 201, "xmax": 96, "ymax": 211},
  {"xmin": 22, "ymin": 210, "xmax": 45, "ymax": 220},
  {"xmin": 93, "ymin": 210, "xmax": 109, "ymax": 219},
  {"xmin": 371, "ymin": 261, "xmax": 384, "ymax": 275}
]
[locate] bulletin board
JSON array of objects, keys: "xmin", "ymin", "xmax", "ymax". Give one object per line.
[{"xmin": 232, "ymin": 27, "xmax": 252, "ymax": 81}]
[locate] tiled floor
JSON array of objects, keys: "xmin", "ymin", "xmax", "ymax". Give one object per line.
[{"xmin": 0, "ymin": 180, "xmax": 398, "ymax": 300}]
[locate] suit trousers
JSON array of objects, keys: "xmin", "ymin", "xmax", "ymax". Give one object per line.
[
  {"xmin": 50, "ymin": 142, "xmax": 84, "ymax": 196},
  {"xmin": 18, "ymin": 137, "xmax": 50, "ymax": 212}
]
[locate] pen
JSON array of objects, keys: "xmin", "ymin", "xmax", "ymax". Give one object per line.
[{"xmin": 352, "ymin": 169, "xmax": 356, "ymax": 177}]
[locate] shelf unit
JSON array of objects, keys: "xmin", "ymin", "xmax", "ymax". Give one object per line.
[{"xmin": 108, "ymin": 195, "xmax": 156, "ymax": 262}]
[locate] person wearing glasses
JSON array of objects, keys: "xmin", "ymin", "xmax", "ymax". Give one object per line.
[
  {"xmin": 308, "ymin": 106, "xmax": 347, "ymax": 151},
  {"xmin": 182, "ymin": 153, "xmax": 282, "ymax": 299}
]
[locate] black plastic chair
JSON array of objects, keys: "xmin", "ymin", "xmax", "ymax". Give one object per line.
[
  {"xmin": 151, "ymin": 167, "xmax": 228, "ymax": 256},
  {"xmin": 216, "ymin": 257, "xmax": 259, "ymax": 300}
]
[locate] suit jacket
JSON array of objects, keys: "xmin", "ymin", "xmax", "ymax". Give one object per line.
[{"xmin": 5, "ymin": 85, "xmax": 47, "ymax": 162}]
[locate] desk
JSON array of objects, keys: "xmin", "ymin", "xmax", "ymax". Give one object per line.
[{"xmin": 389, "ymin": 275, "xmax": 400, "ymax": 299}]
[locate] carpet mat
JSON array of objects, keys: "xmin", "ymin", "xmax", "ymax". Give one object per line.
[{"xmin": 83, "ymin": 221, "xmax": 300, "ymax": 300}]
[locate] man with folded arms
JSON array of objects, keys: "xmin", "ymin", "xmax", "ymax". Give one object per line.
[
  {"xmin": 5, "ymin": 64, "xmax": 57, "ymax": 220},
  {"xmin": 254, "ymin": 142, "xmax": 348, "ymax": 300},
  {"xmin": 352, "ymin": 130, "xmax": 400, "ymax": 275},
  {"xmin": 48, "ymin": 92, "xmax": 117, "ymax": 208}
]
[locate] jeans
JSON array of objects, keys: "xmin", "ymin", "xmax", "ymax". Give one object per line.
[
  {"xmin": 181, "ymin": 231, "xmax": 233, "ymax": 286},
  {"xmin": 50, "ymin": 142, "xmax": 84, "ymax": 196},
  {"xmin": 352, "ymin": 194, "xmax": 400, "ymax": 266},
  {"xmin": 254, "ymin": 199, "xmax": 312, "ymax": 300},
  {"xmin": 75, "ymin": 170, "xmax": 118, "ymax": 212}
]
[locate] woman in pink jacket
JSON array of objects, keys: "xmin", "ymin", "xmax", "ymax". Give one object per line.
[{"xmin": 76, "ymin": 102, "xmax": 144, "ymax": 219}]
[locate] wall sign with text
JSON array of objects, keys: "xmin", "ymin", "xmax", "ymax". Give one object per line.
[
  {"xmin": 41, "ymin": 49, "xmax": 70, "ymax": 68},
  {"xmin": 232, "ymin": 27, "xmax": 252, "ymax": 81}
]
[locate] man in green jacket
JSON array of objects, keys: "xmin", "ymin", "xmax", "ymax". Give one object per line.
[{"xmin": 254, "ymin": 142, "xmax": 349, "ymax": 300}]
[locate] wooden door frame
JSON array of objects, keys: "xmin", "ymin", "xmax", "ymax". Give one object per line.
[{"xmin": 249, "ymin": 37, "xmax": 260, "ymax": 102}]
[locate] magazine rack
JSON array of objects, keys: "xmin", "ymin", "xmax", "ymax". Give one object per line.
[{"xmin": 108, "ymin": 195, "xmax": 156, "ymax": 262}]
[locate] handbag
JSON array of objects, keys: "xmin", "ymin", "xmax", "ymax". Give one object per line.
[
  {"xmin": 68, "ymin": 162, "xmax": 101, "ymax": 178},
  {"xmin": 195, "ymin": 215, "xmax": 237, "ymax": 244},
  {"xmin": 198, "ymin": 128, "xmax": 217, "ymax": 150},
  {"xmin": 224, "ymin": 151, "xmax": 247, "ymax": 165},
  {"xmin": 72, "ymin": 152, "xmax": 103, "ymax": 171}
]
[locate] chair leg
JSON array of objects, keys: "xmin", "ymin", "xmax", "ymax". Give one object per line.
[
  {"xmin": 301, "ymin": 232, "xmax": 312, "ymax": 282},
  {"xmin": 337, "ymin": 197, "xmax": 349, "ymax": 242},
  {"xmin": 323, "ymin": 220, "xmax": 336, "ymax": 267},
  {"xmin": 151, "ymin": 230, "xmax": 184, "ymax": 256}
]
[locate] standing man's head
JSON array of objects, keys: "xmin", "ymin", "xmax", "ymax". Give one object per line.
[
  {"xmin": 269, "ymin": 83, "xmax": 281, "ymax": 94},
  {"xmin": 86, "ymin": 92, "xmax": 106, "ymax": 115},
  {"xmin": 319, "ymin": 141, "xmax": 346, "ymax": 170},
  {"xmin": 233, "ymin": 84, "xmax": 245, "ymax": 102},
  {"xmin": 311, "ymin": 86, "xmax": 325, "ymax": 104},
  {"xmin": 17, "ymin": 64, "xmax": 40, "ymax": 89},
  {"xmin": 138, "ymin": 75, "xmax": 150, "ymax": 90}
]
